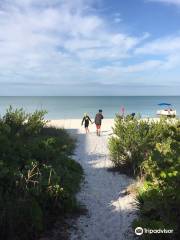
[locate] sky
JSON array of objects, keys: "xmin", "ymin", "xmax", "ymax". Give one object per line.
[{"xmin": 0, "ymin": 0, "xmax": 180, "ymax": 96}]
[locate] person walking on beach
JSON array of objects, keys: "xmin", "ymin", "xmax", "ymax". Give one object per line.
[
  {"xmin": 81, "ymin": 113, "xmax": 93, "ymax": 134},
  {"xmin": 95, "ymin": 109, "xmax": 104, "ymax": 136},
  {"xmin": 120, "ymin": 106, "xmax": 125, "ymax": 117}
]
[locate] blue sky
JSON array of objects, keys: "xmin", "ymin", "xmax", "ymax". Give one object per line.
[{"xmin": 0, "ymin": 0, "xmax": 180, "ymax": 96}]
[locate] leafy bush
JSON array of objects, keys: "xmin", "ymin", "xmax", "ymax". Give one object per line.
[
  {"xmin": 109, "ymin": 115, "xmax": 180, "ymax": 238},
  {"xmin": 0, "ymin": 107, "xmax": 83, "ymax": 240},
  {"xmin": 109, "ymin": 115, "xmax": 154, "ymax": 175}
]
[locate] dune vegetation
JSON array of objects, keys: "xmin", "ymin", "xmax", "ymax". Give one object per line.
[
  {"xmin": 0, "ymin": 107, "xmax": 83, "ymax": 240},
  {"xmin": 109, "ymin": 115, "xmax": 180, "ymax": 239}
]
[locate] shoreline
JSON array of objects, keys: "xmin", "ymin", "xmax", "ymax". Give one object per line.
[
  {"xmin": 48, "ymin": 119, "xmax": 115, "ymax": 132},
  {"xmin": 47, "ymin": 117, "xmax": 175, "ymax": 131}
]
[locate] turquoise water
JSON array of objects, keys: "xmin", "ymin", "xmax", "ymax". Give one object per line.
[{"xmin": 0, "ymin": 96, "xmax": 179, "ymax": 119}]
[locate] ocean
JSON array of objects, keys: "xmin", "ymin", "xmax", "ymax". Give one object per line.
[{"xmin": 0, "ymin": 96, "xmax": 179, "ymax": 119}]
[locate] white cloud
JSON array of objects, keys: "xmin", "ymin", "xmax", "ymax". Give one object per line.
[
  {"xmin": 135, "ymin": 35, "xmax": 180, "ymax": 55},
  {"xmin": 97, "ymin": 59, "xmax": 163, "ymax": 76},
  {"xmin": 134, "ymin": 34, "xmax": 180, "ymax": 71},
  {"xmin": 114, "ymin": 17, "xmax": 121, "ymax": 23},
  {"xmin": 0, "ymin": 0, "xmax": 148, "ymax": 86},
  {"xmin": 123, "ymin": 60, "xmax": 163, "ymax": 72},
  {"xmin": 0, "ymin": 0, "xmax": 179, "ymax": 95},
  {"xmin": 161, "ymin": 54, "xmax": 180, "ymax": 69},
  {"xmin": 147, "ymin": 0, "xmax": 180, "ymax": 6}
]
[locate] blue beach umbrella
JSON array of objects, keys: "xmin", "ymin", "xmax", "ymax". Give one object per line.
[{"xmin": 158, "ymin": 103, "xmax": 172, "ymax": 106}]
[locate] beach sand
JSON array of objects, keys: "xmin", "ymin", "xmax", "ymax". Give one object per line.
[
  {"xmin": 48, "ymin": 119, "xmax": 115, "ymax": 132},
  {"xmin": 48, "ymin": 117, "xmax": 165, "ymax": 131},
  {"xmin": 48, "ymin": 119, "xmax": 137, "ymax": 240}
]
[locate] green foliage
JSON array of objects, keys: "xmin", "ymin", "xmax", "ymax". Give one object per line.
[
  {"xmin": 0, "ymin": 107, "xmax": 83, "ymax": 240},
  {"xmin": 109, "ymin": 115, "xmax": 153, "ymax": 175},
  {"xmin": 109, "ymin": 115, "xmax": 180, "ymax": 238}
]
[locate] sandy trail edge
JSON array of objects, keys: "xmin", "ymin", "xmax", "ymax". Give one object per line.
[{"xmin": 48, "ymin": 120, "xmax": 137, "ymax": 240}]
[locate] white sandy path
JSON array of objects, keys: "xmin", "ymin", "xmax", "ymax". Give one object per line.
[{"xmin": 48, "ymin": 120, "xmax": 137, "ymax": 240}]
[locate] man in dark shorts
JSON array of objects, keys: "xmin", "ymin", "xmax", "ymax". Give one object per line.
[
  {"xmin": 81, "ymin": 113, "xmax": 92, "ymax": 134},
  {"xmin": 95, "ymin": 109, "xmax": 104, "ymax": 136}
]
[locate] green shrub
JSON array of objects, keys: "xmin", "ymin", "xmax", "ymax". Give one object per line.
[
  {"xmin": 109, "ymin": 115, "xmax": 180, "ymax": 238},
  {"xmin": 0, "ymin": 107, "xmax": 83, "ymax": 240},
  {"xmin": 109, "ymin": 115, "xmax": 153, "ymax": 175},
  {"xmin": 135, "ymin": 134, "xmax": 180, "ymax": 238}
]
